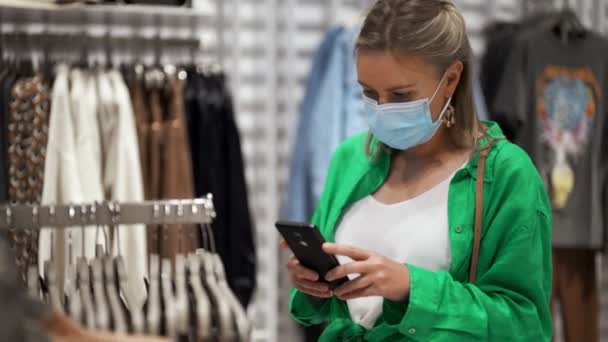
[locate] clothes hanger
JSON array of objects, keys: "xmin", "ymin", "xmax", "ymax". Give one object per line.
[
  {"xmin": 160, "ymin": 258, "xmax": 177, "ymax": 339},
  {"xmin": 116, "ymin": 255, "xmax": 144, "ymax": 334},
  {"xmin": 204, "ymin": 223, "xmax": 250, "ymax": 341},
  {"xmin": 173, "ymin": 254, "xmax": 189, "ymax": 339},
  {"xmin": 104, "ymin": 256, "xmax": 127, "ymax": 334},
  {"xmin": 28, "ymin": 265, "xmax": 40, "ymax": 300},
  {"xmin": 90, "ymin": 203, "xmax": 122, "ymax": 333},
  {"xmin": 77, "ymin": 257, "xmax": 96, "ymax": 329},
  {"xmin": 91, "ymin": 226, "xmax": 113, "ymax": 331},
  {"xmin": 68, "ymin": 287, "xmax": 84, "ymax": 326},
  {"xmin": 212, "ymin": 252, "xmax": 250, "ymax": 342},
  {"xmin": 63, "ymin": 262, "xmax": 78, "ymax": 316},
  {"xmin": 63, "ymin": 207, "xmax": 80, "ymax": 322},
  {"xmin": 91, "ymin": 258, "xmax": 111, "ymax": 331},
  {"xmin": 44, "ymin": 260, "xmax": 63, "ymax": 312},
  {"xmin": 552, "ymin": 8, "xmax": 586, "ymax": 44},
  {"xmin": 65, "ymin": 205, "xmax": 88, "ymax": 317},
  {"xmin": 188, "ymin": 253, "xmax": 212, "ymax": 341},
  {"xmin": 197, "ymin": 249, "xmax": 235, "ymax": 341},
  {"xmin": 147, "ymin": 254, "xmax": 161, "ymax": 336},
  {"xmin": 107, "ymin": 201, "xmax": 144, "ymax": 334},
  {"xmin": 27, "ymin": 206, "xmax": 41, "ymax": 300},
  {"xmin": 196, "ymin": 217, "xmax": 235, "ymax": 341}
]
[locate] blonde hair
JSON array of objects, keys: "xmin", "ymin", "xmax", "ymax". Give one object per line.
[{"xmin": 357, "ymin": 0, "xmax": 482, "ymax": 157}]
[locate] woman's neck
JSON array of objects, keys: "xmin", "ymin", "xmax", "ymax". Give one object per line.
[{"xmin": 388, "ymin": 131, "xmax": 470, "ymax": 183}]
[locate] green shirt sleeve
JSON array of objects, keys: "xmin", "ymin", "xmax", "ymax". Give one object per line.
[
  {"xmin": 379, "ymin": 146, "xmax": 553, "ymax": 341},
  {"xmin": 288, "ymin": 287, "xmax": 331, "ymax": 326},
  {"xmin": 383, "ymin": 213, "xmax": 550, "ymax": 340}
]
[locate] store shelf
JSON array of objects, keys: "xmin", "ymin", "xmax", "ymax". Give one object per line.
[{"xmin": 0, "ymin": 2, "xmax": 216, "ymax": 29}]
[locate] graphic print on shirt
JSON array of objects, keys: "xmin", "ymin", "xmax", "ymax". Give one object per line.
[{"xmin": 535, "ymin": 65, "xmax": 600, "ymax": 209}]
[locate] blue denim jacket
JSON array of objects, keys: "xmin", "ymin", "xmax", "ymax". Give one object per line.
[{"xmin": 283, "ymin": 27, "xmax": 367, "ymax": 222}]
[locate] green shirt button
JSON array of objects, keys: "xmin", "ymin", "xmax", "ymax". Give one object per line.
[
  {"xmin": 408, "ymin": 328, "xmax": 416, "ymax": 334},
  {"xmin": 455, "ymin": 225, "xmax": 464, "ymax": 233}
]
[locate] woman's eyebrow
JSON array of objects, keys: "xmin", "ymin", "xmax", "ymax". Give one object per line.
[{"xmin": 358, "ymin": 80, "xmax": 417, "ymax": 91}]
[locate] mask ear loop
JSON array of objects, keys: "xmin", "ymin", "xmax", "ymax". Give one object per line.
[
  {"xmin": 429, "ymin": 72, "xmax": 449, "ymax": 104},
  {"xmin": 429, "ymin": 72, "xmax": 453, "ymax": 126}
]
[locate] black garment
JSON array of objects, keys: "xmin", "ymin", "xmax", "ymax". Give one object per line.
[
  {"xmin": 480, "ymin": 22, "xmax": 522, "ymax": 140},
  {"xmin": 185, "ymin": 72, "xmax": 256, "ymax": 307},
  {"xmin": 0, "ymin": 70, "xmax": 16, "ymax": 204},
  {"xmin": 481, "ymin": 12, "xmax": 586, "ymax": 140}
]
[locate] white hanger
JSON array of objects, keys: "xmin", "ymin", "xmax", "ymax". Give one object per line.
[
  {"xmin": 174, "ymin": 254, "xmax": 189, "ymax": 338},
  {"xmin": 27, "ymin": 206, "xmax": 40, "ymax": 300},
  {"xmin": 161, "ymin": 258, "xmax": 177, "ymax": 340},
  {"xmin": 44, "ymin": 260, "xmax": 63, "ymax": 312},
  {"xmin": 116, "ymin": 255, "xmax": 144, "ymax": 334},
  {"xmin": 27, "ymin": 265, "xmax": 40, "ymax": 300},
  {"xmin": 201, "ymin": 223, "xmax": 250, "ymax": 340},
  {"xmin": 188, "ymin": 254, "xmax": 212, "ymax": 341},
  {"xmin": 212, "ymin": 253, "xmax": 250, "ymax": 341},
  {"xmin": 63, "ymin": 263, "xmax": 78, "ymax": 316},
  {"xmin": 104, "ymin": 257, "xmax": 127, "ymax": 334},
  {"xmin": 77, "ymin": 258, "xmax": 96, "ymax": 329},
  {"xmin": 91, "ymin": 258, "xmax": 110, "ymax": 330},
  {"xmin": 147, "ymin": 254, "xmax": 161, "ymax": 336},
  {"xmin": 197, "ymin": 249, "xmax": 235, "ymax": 341}
]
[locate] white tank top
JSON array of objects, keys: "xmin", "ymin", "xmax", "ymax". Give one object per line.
[{"xmin": 334, "ymin": 169, "xmax": 459, "ymax": 329}]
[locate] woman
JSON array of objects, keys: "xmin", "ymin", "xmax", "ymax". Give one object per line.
[{"xmin": 284, "ymin": 0, "xmax": 552, "ymax": 341}]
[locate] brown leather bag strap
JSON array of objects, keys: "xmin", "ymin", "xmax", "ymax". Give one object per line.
[{"xmin": 469, "ymin": 137, "xmax": 504, "ymax": 283}]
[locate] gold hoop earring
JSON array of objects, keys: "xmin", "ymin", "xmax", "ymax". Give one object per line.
[{"xmin": 444, "ymin": 104, "xmax": 456, "ymax": 128}]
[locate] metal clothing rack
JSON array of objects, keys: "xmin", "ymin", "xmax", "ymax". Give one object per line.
[{"xmin": 0, "ymin": 195, "xmax": 216, "ymax": 231}]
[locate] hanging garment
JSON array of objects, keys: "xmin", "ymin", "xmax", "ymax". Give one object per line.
[
  {"xmin": 283, "ymin": 27, "xmax": 367, "ymax": 222},
  {"xmin": 40, "ymin": 65, "xmax": 83, "ymax": 279},
  {"xmin": 70, "ymin": 69, "xmax": 104, "ymax": 203},
  {"xmin": 159, "ymin": 77, "xmax": 197, "ymax": 258},
  {"xmin": 41, "ymin": 67, "xmax": 105, "ymax": 282},
  {"xmin": 146, "ymin": 86, "xmax": 163, "ymax": 200},
  {"xmin": 186, "ymin": 72, "xmax": 256, "ymax": 307},
  {"xmin": 104, "ymin": 70, "xmax": 148, "ymax": 306},
  {"xmin": 7, "ymin": 75, "xmax": 49, "ymax": 281},
  {"xmin": 142, "ymin": 83, "xmax": 164, "ymax": 261},
  {"xmin": 552, "ymin": 248, "xmax": 599, "ymax": 342},
  {"xmin": 0, "ymin": 69, "xmax": 16, "ymax": 204},
  {"xmin": 129, "ymin": 77, "xmax": 152, "ymax": 199},
  {"xmin": 70, "ymin": 69, "xmax": 104, "ymax": 261},
  {"xmin": 491, "ymin": 30, "xmax": 608, "ymax": 250}
]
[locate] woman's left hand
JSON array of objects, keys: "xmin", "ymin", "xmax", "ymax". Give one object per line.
[{"xmin": 323, "ymin": 243, "xmax": 411, "ymax": 302}]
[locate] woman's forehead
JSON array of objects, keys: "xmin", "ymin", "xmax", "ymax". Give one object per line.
[{"xmin": 356, "ymin": 52, "xmax": 436, "ymax": 89}]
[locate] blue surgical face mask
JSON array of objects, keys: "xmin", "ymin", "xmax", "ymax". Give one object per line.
[{"xmin": 364, "ymin": 74, "xmax": 452, "ymax": 150}]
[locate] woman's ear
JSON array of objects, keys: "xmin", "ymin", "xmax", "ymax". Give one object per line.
[{"xmin": 444, "ymin": 61, "xmax": 464, "ymax": 98}]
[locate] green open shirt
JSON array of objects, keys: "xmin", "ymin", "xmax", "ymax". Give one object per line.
[{"xmin": 289, "ymin": 123, "xmax": 553, "ymax": 341}]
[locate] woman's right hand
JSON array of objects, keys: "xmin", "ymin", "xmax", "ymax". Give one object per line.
[{"xmin": 280, "ymin": 240, "xmax": 333, "ymax": 298}]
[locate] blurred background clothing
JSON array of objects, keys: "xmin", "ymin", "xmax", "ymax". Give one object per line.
[{"xmin": 1, "ymin": 0, "xmax": 608, "ymax": 341}]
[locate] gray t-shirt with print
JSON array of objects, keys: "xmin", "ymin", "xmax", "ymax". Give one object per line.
[{"xmin": 493, "ymin": 30, "xmax": 608, "ymax": 249}]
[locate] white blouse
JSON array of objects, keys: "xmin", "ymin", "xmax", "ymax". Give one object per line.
[{"xmin": 334, "ymin": 170, "xmax": 459, "ymax": 329}]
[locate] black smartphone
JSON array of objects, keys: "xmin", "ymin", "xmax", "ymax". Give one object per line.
[{"xmin": 275, "ymin": 221, "xmax": 349, "ymax": 290}]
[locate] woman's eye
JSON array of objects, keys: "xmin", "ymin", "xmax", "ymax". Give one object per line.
[
  {"xmin": 391, "ymin": 92, "xmax": 412, "ymax": 102},
  {"xmin": 363, "ymin": 90, "xmax": 378, "ymax": 100}
]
